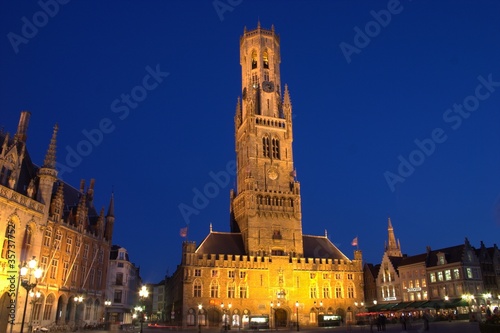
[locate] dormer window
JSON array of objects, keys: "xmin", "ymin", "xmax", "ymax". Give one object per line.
[{"xmin": 437, "ymin": 252, "xmax": 446, "ymax": 265}]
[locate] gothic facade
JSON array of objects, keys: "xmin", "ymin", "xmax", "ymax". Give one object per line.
[
  {"xmin": 167, "ymin": 24, "xmax": 364, "ymax": 329},
  {"xmin": 0, "ymin": 112, "xmax": 115, "ymax": 332}
]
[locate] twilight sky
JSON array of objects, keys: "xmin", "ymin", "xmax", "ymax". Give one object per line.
[{"xmin": 1, "ymin": 0, "xmax": 499, "ymax": 284}]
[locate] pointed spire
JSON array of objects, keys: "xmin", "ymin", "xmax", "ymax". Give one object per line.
[
  {"xmin": 283, "ymin": 84, "xmax": 292, "ymax": 106},
  {"xmin": 107, "ymin": 192, "xmax": 115, "ymax": 217},
  {"xmin": 42, "ymin": 123, "xmax": 58, "ymax": 169},
  {"xmin": 14, "ymin": 111, "xmax": 31, "ymax": 143},
  {"xmin": 385, "ymin": 217, "xmax": 402, "ymax": 257},
  {"xmin": 257, "ymin": 19, "xmax": 261, "ymax": 29},
  {"xmin": 209, "ymin": 223, "xmax": 213, "ymax": 233}
]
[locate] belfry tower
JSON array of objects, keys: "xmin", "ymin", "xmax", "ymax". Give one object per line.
[{"xmin": 230, "ymin": 23, "xmax": 303, "ymax": 257}]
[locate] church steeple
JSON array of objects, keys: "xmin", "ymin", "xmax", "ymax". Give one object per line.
[
  {"xmin": 385, "ymin": 217, "xmax": 402, "ymax": 257},
  {"xmin": 231, "ymin": 25, "xmax": 303, "ymax": 257}
]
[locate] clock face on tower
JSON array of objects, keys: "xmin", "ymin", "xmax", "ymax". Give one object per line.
[
  {"xmin": 268, "ymin": 169, "xmax": 279, "ymax": 180},
  {"xmin": 262, "ymin": 81, "xmax": 274, "ymax": 93}
]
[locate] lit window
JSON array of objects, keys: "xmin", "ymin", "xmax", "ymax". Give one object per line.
[
  {"xmin": 445, "ymin": 270, "xmax": 452, "ymax": 281},
  {"xmin": 430, "ymin": 273, "xmax": 436, "ymax": 283},
  {"xmin": 437, "ymin": 272, "xmax": 444, "ymax": 281},
  {"xmin": 453, "ymin": 268, "xmax": 460, "ymax": 279},
  {"xmin": 263, "ymin": 51, "xmax": 269, "ymax": 69},
  {"xmin": 466, "ymin": 268, "xmax": 473, "ymax": 279}
]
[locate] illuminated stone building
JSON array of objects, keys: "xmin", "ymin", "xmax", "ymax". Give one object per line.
[
  {"xmin": 106, "ymin": 245, "xmax": 140, "ymax": 325},
  {"xmin": 375, "ymin": 218, "xmax": 403, "ymax": 304},
  {"xmin": 167, "ymin": 24, "xmax": 364, "ymax": 329},
  {"xmin": 0, "ymin": 112, "xmax": 115, "ymax": 332}
]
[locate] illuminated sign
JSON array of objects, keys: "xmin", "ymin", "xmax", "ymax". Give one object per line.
[
  {"xmin": 383, "ymin": 297, "xmax": 396, "ymax": 301},
  {"xmin": 407, "ymin": 287, "xmax": 422, "ymax": 292}
]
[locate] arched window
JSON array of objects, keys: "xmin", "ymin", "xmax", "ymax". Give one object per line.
[
  {"xmin": 262, "ymin": 137, "xmax": 270, "ymax": 157},
  {"xmin": 43, "ymin": 228, "xmax": 52, "ymax": 247},
  {"xmin": 93, "ymin": 299, "xmax": 100, "ymax": 321},
  {"xmin": 251, "ymin": 51, "xmax": 257, "ymax": 69},
  {"xmin": 272, "ymin": 138, "xmax": 280, "ymax": 159},
  {"xmin": 335, "ymin": 285, "xmax": 342, "ymax": 299},
  {"xmin": 347, "ymin": 284, "xmax": 354, "ymax": 298},
  {"xmin": 323, "ymin": 283, "xmax": 331, "ymax": 299},
  {"xmin": 263, "ymin": 51, "xmax": 269, "ymax": 69},
  {"xmin": 227, "ymin": 282, "xmax": 236, "ymax": 298},
  {"xmin": 33, "ymin": 293, "xmax": 44, "ymax": 321},
  {"xmin": 193, "ymin": 280, "xmax": 202, "ymax": 297},
  {"xmin": 210, "ymin": 280, "xmax": 219, "ymax": 298},
  {"xmin": 43, "ymin": 294, "xmax": 55, "ymax": 320},
  {"xmin": 85, "ymin": 298, "xmax": 92, "ymax": 320}
]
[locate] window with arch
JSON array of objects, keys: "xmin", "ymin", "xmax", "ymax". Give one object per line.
[
  {"xmin": 272, "ymin": 138, "xmax": 280, "ymax": 159},
  {"xmin": 239, "ymin": 284, "xmax": 248, "ymax": 298},
  {"xmin": 251, "ymin": 51, "xmax": 257, "ymax": 69},
  {"xmin": 323, "ymin": 283, "xmax": 331, "ymax": 299},
  {"xmin": 210, "ymin": 280, "xmax": 219, "ymax": 298},
  {"xmin": 85, "ymin": 299, "xmax": 92, "ymax": 320},
  {"xmin": 347, "ymin": 284, "xmax": 354, "ymax": 298},
  {"xmin": 262, "ymin": 137, "xmax": 270, "ymax": 157},
  {"xmin": 93, "ymin": 300, "xmax": 100, "ymax": 320},
  {"xmin": 43, "ymin": 294, "xmax": 55, "ymax": 320},
  {"xmin": 310, "ymin": 283, "xmax": 318, "ymax": 298},
  {"xmin": 335, "ymin": 285, "xmax": 342, "ymax": 298},
  {"xmin": 263, "ymin": 51, "xmax": 269, "ymax": 69},
  {"xmin": 43, "ymin": 228, "xmax": 52, "ymax": 247},
  {"xmin": 33, "ymin": 294, "xmax": 44, "ymax": 320},
  {"xmin": 193, "ymin": 280, "xmax": 202, "ymax": 297},
  {"xmin": 227, "ymin": 282, "xmax": 236, "ymax": 298}
]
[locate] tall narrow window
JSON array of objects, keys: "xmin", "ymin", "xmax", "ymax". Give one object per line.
[
  {"xmin": 210, "ymin": 281, "xmax": 219, "ymax": 298},
  {"xmin": 193, "ymin": 280, "xmax": 202, "ymax": 297},
  {"xmin": 271, "ymin": 138, "xmax": 280, "ymax": 159},
  {"xmin": 263, "ymin": 51, "xmax": 269, "ymax": 69},
  {"xmin": 262, "ymin": 137, "xmax": 270, "ymax": 157},
  {"xmin": 43, "ymin": 228, "xmax": 52, "ymax": 247},
  {"xmin": 43, "ymin": 294, "xmax": 55, "ymax": 320},
  {"xmin": 251, "ymin": 51, "xmax": 257, "ymax": 69}
]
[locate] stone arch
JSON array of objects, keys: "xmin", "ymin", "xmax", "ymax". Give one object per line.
[{"xmin": 56, "ymin": 294, "xmax": 67, "ymax": 323}]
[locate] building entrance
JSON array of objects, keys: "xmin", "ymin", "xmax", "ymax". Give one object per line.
[{"xmin": 275, "ymin": 309, "xmax": 287, "ymax": 327}]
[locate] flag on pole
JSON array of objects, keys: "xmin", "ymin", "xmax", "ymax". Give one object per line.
[
  {"xmin": 180, "ymin": 226, "xmax": 188, "ymax": 238},
  {"xmin": 351, "ymin": 236, "xmax": 358, "ymax": 246}
]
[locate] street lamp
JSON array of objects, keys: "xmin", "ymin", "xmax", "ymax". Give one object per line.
[
  {"xmin": 295, "ymin": 301, "xmax": 299, "ymax": 332},
  {"xmin": 138, "ymin": 286, "xmax": 149, "ymax": 333},
  {"xmin": 28, "ymin": 289, "xmax": 41, "ymax": 333},
  {"xmin": 198, "ymin": 304, "xmax": 202, "ymax": 333},
  {"xmin": 104, "ymin": 300, "xmax": 111, "ymax": 329},
  {"xmin": 20, "ymin": 257, "xmax": 43, "ymax": 333}
]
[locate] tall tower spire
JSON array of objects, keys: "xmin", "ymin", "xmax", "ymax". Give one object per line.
[
  {"xmin": 231, "ymin": 25, "xmax": 303, "ymax": 256},
  {"xmin": 385, "ymin": 217, "xmax": 402, "ymax": 257},
  {"xmin": 37, "ymin": 124, "xmax": 58, "ymax": 210}
]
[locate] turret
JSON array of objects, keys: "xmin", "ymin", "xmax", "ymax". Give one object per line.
[
  {"xmin": 105, "ymin": 192, "xmax": 115, "ymax": 242},
  {"xmin": 37, "ymin": 124, "xmax": 58, "ymax": 215}
]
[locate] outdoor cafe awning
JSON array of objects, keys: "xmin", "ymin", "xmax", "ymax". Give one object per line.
[{"xmin": 366, "ymin": 298, "xmax": 469, "ymax": 313}]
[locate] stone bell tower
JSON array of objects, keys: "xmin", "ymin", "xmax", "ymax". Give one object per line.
[{"xmin": 230, "ymin": 23, "xmax": 303, "ymax": 257}]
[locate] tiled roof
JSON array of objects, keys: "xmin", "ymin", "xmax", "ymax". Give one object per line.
[
  {"xmin": 196, "ymin": 232, "xmax": 246, "ymax": 255},
  {"xmin": 302, "ymin": 235, "xmax": 349, "ymax": 260}
]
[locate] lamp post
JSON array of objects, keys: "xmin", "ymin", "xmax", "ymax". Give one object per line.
[
  {"xmin": 295, "ymin": 301, "xmax": 299, "ymax": 332},
  {"xmin": 139, "ymin": 286, "xmax": 149, "ymax": 333},
  {"xmin": 20, "ymin": 257, "xmax": 43, "ymax": 333},
  {"xmin": 198, "ymin": 304, "xmax": 202, "ymax": 333},
  {"xmin": 104, "ymin": 300, "xmax": 111, "ymax": 329},
  {"xmin": 28, "ymin": 289, "xmax": 41, "ymax": 333}
]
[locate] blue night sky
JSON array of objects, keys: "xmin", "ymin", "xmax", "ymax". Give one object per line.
[{"xmin": 1, "ymin": 1, "xmax": 499, "ymax": 283}]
